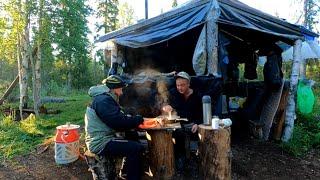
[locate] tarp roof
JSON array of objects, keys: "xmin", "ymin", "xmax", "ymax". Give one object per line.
[{"xmin": 96, "ymin": 0, "xmax": 318, "ymax": 48}]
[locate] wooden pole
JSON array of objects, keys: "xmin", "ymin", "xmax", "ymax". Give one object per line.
[
  {"xmin": 0, "ymin": 75, "xmax": 19, "ymax": 105},
  {"xmin": 145, "ymin": 0, "xmax": 148, "ymax": 19},
  {"xmin": 282, "ymin": 39, "xmax": 302, "ymax": 142},
  {"xmin": 198, "ymin": 125, "xmax": 231, "ymax": 180},
  {"xmin": 147, "ymin": 129, "xmax": 175, "ymax": 179},
  {"xmin": 111, "ymin": 42, "xmax": 117, "ymax": 65},
  {"xmin": 206, "ymin": 0, "xmax": 220, "ymax": 76},
  {"xmin": 108, "ymin": 42, "xmax": 118, "ymax": 75}
]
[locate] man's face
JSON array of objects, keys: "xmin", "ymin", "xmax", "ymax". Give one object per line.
[
  {"xmin": 176, "ymin": 78, "xmax": 190, "ymax": 95},
  {"xmin": 113, "ymin": 88, "xmax": 123, "ymax": 97}
]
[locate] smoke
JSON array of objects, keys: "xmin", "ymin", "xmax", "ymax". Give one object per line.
[
  {"xmin": 124, "ymin": 67, "xmax": 177, "ymax": 117},
  {"xmin": 155, "ymin": 79, "xmax": 177, "ymax": 117}
]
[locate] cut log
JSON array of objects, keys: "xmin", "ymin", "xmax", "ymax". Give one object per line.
[
  {"xmin": 84, "ymin": 150, "xmax": 116, "ymax": 180},
  {"xmin": 273, "ymin": 83, "xmax": 290, "ymax": 140},
  {"xmin": 146, "ymin": 129, "xmax": 175, "ymax": 179},
  {"xmin": 0, "ymin": 75, "xmax": 19, "ymax": 105},
  {"xmin": 198, "ymin": 125, "xmax": 231, "ymax": 180}
]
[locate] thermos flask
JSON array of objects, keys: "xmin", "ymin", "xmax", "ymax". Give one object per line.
[{"xmin": 202, "ymin": 95, "xmax": 212, "ymax": 125}]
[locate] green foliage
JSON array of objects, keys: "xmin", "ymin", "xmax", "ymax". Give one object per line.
[
  {"xmin": 0, "ymin": 115, "xmax": 45, "ymax": 159},
  {"xmin": 304, "ymin": 0, "xmax": 320, "ymax": 32},
  {"xmin": 96, "ymin": 0, "xmax": 119, "ymax": 33},
  {"xmin": 281, "ymin": 85, "xmax": 320, "ymax": 156},
  {"xmin": 0, "ymin": 93, "xmax": 90, "ymax": 160},
  {"xmin": 0, "ymin": 0, "xmax": 24, "ymax": 65},
  {"xmin": 117, "ymin": 2, "xmax": 135, "ymax": 29},
  {"xmin": 51, "ymin": 0, "xmax": 91, "ymax": 89}
]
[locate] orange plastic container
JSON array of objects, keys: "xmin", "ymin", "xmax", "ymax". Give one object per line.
[
  {"xmin": 54, "ymin": 124, "xmax": 80, "ymax": 164},
  {"xmin": 55, "ymin": 124, "xmax": 80, "ymax": 143}
]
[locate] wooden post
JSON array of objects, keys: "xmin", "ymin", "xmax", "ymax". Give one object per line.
[
  {"xmin": 273, "ymin": 82, "xmax": 290, "ymax": 140},
  {"xmin": 146, "ymin": 129, "xmax": 175, "ymax": 179},
  {"xmin": 116, "ymin": 46, "xmax": 124, "ymax": 75},
  {"xmin": 198, "ymin": 125, "xmax": 231, "ymax": 180},
  {"xmin": 282, "ymin": 39, "xmax": 302, "ymax": 142},
  {"xmin": 111, "ymin": 42, "xmax": 117, "ymax": 65},
  {"xmin": 206, "ymin": 0, "xmax": 220, "ymax": 76}
]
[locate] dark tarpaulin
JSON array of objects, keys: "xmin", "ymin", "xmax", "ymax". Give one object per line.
[
  {"xmin": 96, "ymin": 0, "xmax": 318, "ymax": 48},
  {"xmin": 218, "ymin": 0, "xmax": 317, "ymax": 40},
  {"xmin": 112, "ymin": 2, "xmax": 210, "ymax": 48}
]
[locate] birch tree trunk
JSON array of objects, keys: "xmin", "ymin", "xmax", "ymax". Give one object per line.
[
  {"xmin": 282, "ymin": 39, "xmax": 302, "ymax": 142},
  {"xmin": 18, "ymin": 0, "xmax": 31, "ymax": 120},
  {"xmin": 19, "ymin": 31, "xmax": 29, "ymax": 120},
  {"xmin": 30, "ymin": 44, "xmax": 38, "ymax": 115},
  {"xmin": 31, "ymin": 0, "xmax": 44, "ymax": 116}
]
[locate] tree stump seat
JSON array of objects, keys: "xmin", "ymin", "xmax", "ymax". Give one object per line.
[{"xmin": 84, "ymin": 150, "xmax": 117, "ymax": 180}]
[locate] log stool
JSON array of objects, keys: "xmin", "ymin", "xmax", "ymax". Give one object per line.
[
  {"xmin": 198, "ymin": 125, "xmax": 231, "ymax": 180},
  {"xmin": 84, "ymin": 150, "xmax": 116, "ymax": 180}
]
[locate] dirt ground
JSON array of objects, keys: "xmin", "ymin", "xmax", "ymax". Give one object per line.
[{"xmin": 0, "ymin": 137, "xmax": 319, "ymax": 180}]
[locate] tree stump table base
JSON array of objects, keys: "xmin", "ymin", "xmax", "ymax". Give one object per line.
[
  {"xmin": 198, "ymin": 125, "xmax": 231, "ymax": 180},
  {"xmin": 147, "ymin": 129, "xmax": 175, "ymax": 179}
]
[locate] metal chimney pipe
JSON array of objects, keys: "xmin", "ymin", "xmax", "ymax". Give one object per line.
[{"xmin": 145, "ymin": 0, "xmax": 148, "ymax": 19}]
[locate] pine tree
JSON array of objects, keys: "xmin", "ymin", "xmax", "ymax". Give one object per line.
[
  {"xmin": 52, "ymin": 0, "xmax": 91, "ymax": 89},
  {"xmin": 96, "ymin": 0, "xmax": 119, "ymax": 33}
]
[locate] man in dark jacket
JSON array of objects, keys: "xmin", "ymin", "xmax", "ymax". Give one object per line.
[
  {"xmin": 162, "ymin": 71, "xmax": 202, "ymax": 171},
  {"xmin": 85, "ymin": 75, "xmax": 144, "ymax": 180}
]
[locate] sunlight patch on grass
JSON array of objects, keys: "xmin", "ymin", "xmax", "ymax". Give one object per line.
[
  {"xmin": 19, "ymin": 114, "xmax": 44, "ymax": 136},
  {"xmin": 0, "ymin": 93, "xmax": 90, "ymax": 160}
]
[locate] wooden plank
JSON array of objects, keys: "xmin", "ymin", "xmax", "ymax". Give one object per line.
[
  {"xmin": 0, "ymin": 75, "xmax": 19, "ymax": 105},
  {"xmin": 273, "ymin": 82, "xmax": 290, "ymax": 140}
]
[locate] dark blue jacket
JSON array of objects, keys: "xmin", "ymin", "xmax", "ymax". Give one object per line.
[{"xmin": 91, "ymin": 92, "xmax": 143, "ymax": 131}]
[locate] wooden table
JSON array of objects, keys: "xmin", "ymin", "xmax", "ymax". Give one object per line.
[{"xmin": 141, "ymin": 123, "xmax": 181, "ymax": 179}]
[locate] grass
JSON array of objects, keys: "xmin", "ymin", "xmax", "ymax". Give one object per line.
[
  {"xmin": 281, "ymin": 87, "xmax": 320, "ymax": 156},
  {"xmin": 0, "ymin": 92, "xmax": 90, "ymax": 161}
]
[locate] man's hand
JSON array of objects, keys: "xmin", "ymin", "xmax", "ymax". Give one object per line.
[
  {"xmin": 191, "ymin": 124, "xmax": 198, "ymax": 133},
  {"xmin": 162, "ymin": 105, "xmax": 173, "ymax": 113}
]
